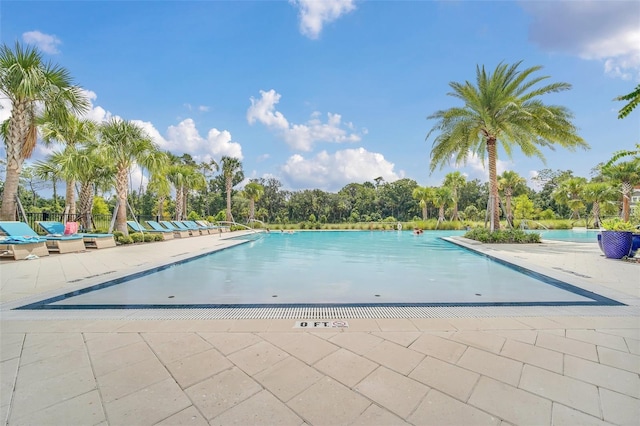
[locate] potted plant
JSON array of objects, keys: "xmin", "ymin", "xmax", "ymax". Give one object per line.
[{"xmin": 600, "ymin": 219, "xmax": 635, "ymax": 259}]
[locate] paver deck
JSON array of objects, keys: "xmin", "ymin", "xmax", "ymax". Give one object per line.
[{"xmin": 1, "ymin": 232, "xmax": 638, "ymax": 425}]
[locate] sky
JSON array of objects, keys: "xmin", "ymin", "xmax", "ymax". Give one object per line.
[{"xmin": 1, "ymin": 0, "xmax": 639, "ymax": 194}]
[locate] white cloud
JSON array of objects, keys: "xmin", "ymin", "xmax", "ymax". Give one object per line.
[
  {"xmin": 22, "ymin": 30, "xmax": 62, "ymax": 54},
  {"xmin": 247, "ymin": 89, "xmax": 361, "ymax": 151},
  {"xmin": 281, "ymin": 147, "xmax": 400, "ymax": 191},
  {"xmin": 528, "ymin": 170, "xmax": 542, "ymax": 191},
  {"xmin": 133, "ymin": 118, "xmax": 243, "ymax": 162},
  {"xmin": 198, "ymin": 105, "xmax": 210, "ymax": 112},
  {"xmin": 78, "ymin": 89, "xmax": 113, "ymax": 123},
  {"xmin": 523, "ymin": 1, "xmax": 640, "ymax": 79},
  {"xmin": 457, "ymin": 152, "xmax": 511, "ymax": 182},
  {"xmin": 290, "ymin": 0, "xmax": 356, "ymax": 39},
  {"xmin": 0, "ymin": 96, "xmax": 11, "ymax": 123}
]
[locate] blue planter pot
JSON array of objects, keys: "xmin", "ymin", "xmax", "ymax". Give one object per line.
[
  {"xmin": 597, "ymin": 233, "xmax": 604, "ymax": 254},
  {"xmin": 632, "ymin": 234, "xmax": 640, "ymax": 256},
  {"xmin": 601, "ymin": 231, "xmax": 633, "ymax": 259}
]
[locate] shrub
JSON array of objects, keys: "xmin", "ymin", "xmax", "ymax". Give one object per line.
[
  {"xmin": 464, "ymin": 228, "xmax": 541, "ymax": 243},
  {"xmin": 118, "ymin": 235, "xmax": 133, "ymax": 244},
  {"xmin": 130, "ymin": 232, "xmax": 144, "ymax": 243},
  {"xmin": 143, "ymin": 234, "xmax": 156, "ymax": 242}
]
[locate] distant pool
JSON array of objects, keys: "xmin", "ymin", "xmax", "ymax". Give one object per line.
[
  {"xmin": 534, "ymin": 229, "xmax": 600, "ymax": 243},
  {"xmin": 17, "ymin": 230, "xmax": 621, "ymax": 310}
]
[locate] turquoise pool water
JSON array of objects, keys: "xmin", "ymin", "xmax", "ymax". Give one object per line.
[
  {"xmin": 23, "ymin": 230, "xmax": 619, "ymax": 309},
  {"xmin": 536, "ymin": 229, "xmax": 600, "ymax": 243}
]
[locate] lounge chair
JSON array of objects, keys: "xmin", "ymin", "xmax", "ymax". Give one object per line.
[
  {"xmin": 159, "ymin": 221, "xmax": 191, "ymax": 238},
  {"xmin": 182, "ymin": 220, "xmax": 210, "ymax": 235},
  {"xmin": 36, "ymin": 221, "xmax": 116, "ymax": 249},
  {"xmin": 1, "ymin": 221, "xmax": 85, "ymax": 254},
  {"xmin": 0, "ymin": 222, "xmax": 50, "ymax": 260},
  {"xmin": 127, "ymin": 221, "xmax": 174, "ymax": 240},
  {"xmin": 171, "ymin": 220, "xmax": 201, "ymax": 236}
]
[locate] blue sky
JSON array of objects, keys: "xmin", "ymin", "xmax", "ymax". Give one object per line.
[{"xmin": 1, "ymin": 0, "xmax": 639, "ymax": 193}]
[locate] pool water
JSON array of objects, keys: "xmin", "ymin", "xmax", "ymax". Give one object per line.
[
  {"xmin": 535, "ymin": 229, "xmax": 600, "ymax": 243},
  {"xmin": 21, "ymin": 231, "xmax": 620, "ymax": 309}
]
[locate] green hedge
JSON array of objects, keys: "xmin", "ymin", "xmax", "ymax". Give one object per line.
[{"xmin": 464, "ymin": 228, "xmax": 541, "ymax": 243}]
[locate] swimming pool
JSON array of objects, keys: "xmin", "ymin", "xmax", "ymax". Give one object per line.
[
  {"xmin": 17, "ymin": 231, "xmax": 621, "ymax": 310},
  {"xmin": 536, "ymin": 229, "xmax": 600, "ymax": 243}
]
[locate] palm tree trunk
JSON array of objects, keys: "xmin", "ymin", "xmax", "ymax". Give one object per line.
[
  {"xmin": 422, "ymin": 205, "xmax": 428, "ymax": 220},
  {"xmin": 115, "ymin": 167, "xmax": 129, "ymax": 234},
  {"xmin": 65, "ymin": 178, "xmax": 77, "ymax": 219},
  {"xmin": 505, "ymin": 189, "xmax": 513, "ymax": 227},
  {"xmin": 157, "ymin": 196, "xmax": 165, "ymax": 220},
  {"xmin": 226, "ymin": 178, "xmax": 232, "ymax": 222},
  {"xmin": 487, "ymin": 139, "xmax": 500, "ymax": 231},
  {"xmin": 1, "ymin": 102, "xmax": 31, "ymax": 221},
  {"xmin": 79, "ymin": 181, "xmax": 93, "ymax": 230},
  {"xmin": 175, "ymin": 186, "xmax": 184, "ymax": 220},
  {"xmin": 622, "ymin": 181, "xmax": 632, "ymax": 221},
  {"xmin": 250, "ymin": 199, "xmax": 255, "ymax": 221},
  {"xmin": 592, "ymin": 201, "xmax": 601, "ymax": 228}
]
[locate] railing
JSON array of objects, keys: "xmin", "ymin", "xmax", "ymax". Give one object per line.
[
  {"xmin": 217, "ymin": 221, "xmax": 265, "ymax": 235},
  {"xmin": 22, "ymin": 212, "xmax": 113, "ymax": 234}
]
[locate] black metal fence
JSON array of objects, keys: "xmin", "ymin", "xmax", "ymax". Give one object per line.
[{"xmin": 22, "ymin": 212, "xmax": 167, "ymax": 234}]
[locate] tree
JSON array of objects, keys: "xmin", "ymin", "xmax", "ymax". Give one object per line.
[
  {"xmin": 443, "ymin": 171, "xmax": 466, "ymax": 221},
  {"xmin": 412, "ymin": 186, "xmax": 435, "ymax": 220},
  {"xmin": 0, "ymin": 42, "xmax": 89, "ymax": 220},
  {"xmin": 582, "ymin": 182, "xmax": 618, "ymax": 228},
  {"xmin": 602, "ymin": 160, "xmax": 640, "ymax": 221},
  {"xmin": 552, "ymin": 177, "xmax": 587, "ymax": 219},
  {"xmin": 220, "ymin": 156, "xmax": 243, "ymax": 222},
  {"xmin": 498, "ymin": 170, "xmax": 527, "ymax": 227},
  {"xmin": 432, "ymin": 186, "xmax": 453, "ymax": 228},
  {"xmin": 513, "ymin": 194, "xmax": 535, "ymax": 220},
  {"xmin": 93, "ymin": 118, "xmax": 167, "ymax": 234},
  {"xmin": 243, "ymin": 181, "xmax": 264, "ymax": 222},
  {"xmin": 32, "ymin": 158, "xmax": 62, "ymax": 212},
  {"xmin": 615, "ymin": 84, "xmax": 640, "ymax": 119},
  {"xmin": 40, "ymin": 115, "xmax": 96, "ymax": 218},
  {"xmin": 427, "ymin": 61, "xmax": 588, "ymax": 231}
]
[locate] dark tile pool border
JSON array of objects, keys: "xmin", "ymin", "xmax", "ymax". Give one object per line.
[{"xmin": 14, "ymin": 236, "xmax": 625, "ymax": 310}]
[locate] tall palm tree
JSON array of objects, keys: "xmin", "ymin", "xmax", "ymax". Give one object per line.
[
  {"xmin": 147, "ymin": 168, "xmax": 172, "ymax": 221},
  {"xmin": 93, "ymin": 118, "xmax": 167, "ymax": 234},
  {"xmin": 582, "ymin": 182, "xmax": 618, "ymax": 228},
  {"xmin": 412, "ymin": 186, "xmax": 434, "ymax": 220},
  {"xmin": 615, "ymin": 84, "xmax": 640, "ymax": 119},
  {"xmin": 32, "ymin": 159, "xmax": 62, "ymax": 212},
  {"xmin": 427, "ymin": 61, "xmax": 588, "ymax": 231},
  {"xmin": 220, "ymin": 156, "xmax": 243, "ymax": 222},
  {"xmin": 552, "ymin": 177, "xmax": 587, "ymax": 220},
  {"xmin": 602, "ymin": 160, "xmax": 640, "ymax": 221},
  {"xmin": 182, "ymin": 167, "xmax": 206, "ymax": 219},
  {"xmin": 443, "ymin": 171, "xmax": 466, "ymax": 221},
  {"xmin": 0, "ymin": 42, "xmax": 89, "ymax": 220},
  {"xmin": 498, "ymin": 170, "xmax": 526, "ymax": 227},
  {"xmin": 243, "ymin": 181, "xmax": 264, "ymax": 222},
  {"xmin": 40, "ymin": 115, "xmax": 96, "ymax": 219},
  {"xmin": 433, "ymin": 186, "xmax": 453, "ymax": 229}
]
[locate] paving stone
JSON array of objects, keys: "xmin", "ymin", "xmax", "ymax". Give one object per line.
[
  {"xmin": 263, "ymin": 332, "xmax": 339, "ymax": 365},
  {"xmin": 450, "ymin": 330, "xmax": 506, "ymax": 353},
  {"xmin": 551, "ymin": 403, "xmax": 613, "ymax": 426},
  {"xmin": 468, "ymin": 376, "xmax": 552, "ymax": 425},
  {"xmin": 289, "ymin": 376, "xmax": 370, "ymax": 425},
  {"xmin": 227, "ymin": 340, "xmax": 289, "ymax": 376},
  {"xmin": 19, "ymin": 333, "xmax": 86, "ymax": 365},
  {"xmin": 104, "ymin": 377, "xmax": 191, "ymax": 426},
  {"xmin": 599, "ymin": 388, "xmax": 640, "ymax": 426},
  {"xmin": 457, "ymin": 347, "xmax": 523, "ymax": 387},
  {"xmin": 89, "ymin": 341, "xmax": 157, "ymax": 377},
  {"xmin": 165, "ymin": 348, "xmax": 233, "ymax": 389},
  {"xmin": 375, "ymin": 318, "xmax": 419, "ymax": 331},
  {"xmin": 8, "ymin": 389, "xmax": 105, "ymax": 426},
  {"xmin": 448, "ymin": 317, "xmax": 530, "ymax": 330},
  {"xmin": 624, "ymin": 337, "xmax": 640, "ymax": 355},
  {"xmin": 0, "ymin": 358, "xmax": 18, "ymax": 408},
  {"xmin": 0, "ymin": 334, "xmax": 23, "ymax": 362},
  {"xmin": 254, "ymin": 356, "xmax": 323, "ymax": 402},
  {"xmin": 535, "ymin": 332, "xmax": 598, "ymax": 361},
  {"xmin": 350, "ymin": 404, "xmax": 410, "ymax": 426},
  {"xmin": 97, "ymin": 358, "xmax": 170, "ymax": 403},
  {"xmin": 487, "ymin": 329, "xmax": 538, "ymax": 345},
  {"xmin": 355, "ymin": 366, "xmax": 429, "ymax": 419},
  {"xmin": 142, "ymin": 333, "xmax": 213, "ymax": 364},
  {"xmin": 198, "ymin": 332, "xmax": 263, "ymax": 355},
  {"xmin": 228, "ymin": 320, "xmax": 271, "ymax": 332},
  {"xmin": 409, "ymin": 356, "xmax": 480, "ymax": 402},
  {"xmin": 155, "ymin": 405, "xmax": 209, "ymax": 426},
  {"xmin": 409, "ymin": 389, "xmax": 500, "ymax": 425},
  {"xmin": 372, "ymin": 331, "xmax": 421, "ymax": 347},
  {"xmin": 84, "ymin": 332, "xmax": 143, "ymax": 354},
  {"xmin": 566, "ymin": 329, "xmax": 629, "ymax": 352},
  {"xmin": 210, "ymin": 390, "xmax": 303, "ymax": 426},
  {"xmin": 408, "ymin": 318, "xmax": 457, "ymax": 331},
  {"xmin": 596, "ymin": 328, "xmax": 640, "ymax": 340},
  {"xmin": 515, "ymin": 317, "xmax": 564, "ymax": 330},
  {"xmin": 519, "ymin": 364, "xmax": 600, "ymax": 417},
  {"xmin": 500, "ymin": 339, "xmax": 563, "ymax": 374},
  {"xmin": 565, "ymin": 355, "xmax": 640, "ymax": 398},
  {"xmin": 597, "ymin": 346, "xmax": 640, "ymax": 374},
  {"xmin": 408, "ymin": 333, "xmax": 467, "ymax": 363},
  {"xmin": 328, "ymin": 332, "xmax": 383, "ymax": 355},
  {"xmin": 313, "ymin": 348, "xmax": 378, "ymax": 388},
  {"xmin": 363, "ymin": 340, "xmax": 424, "ymax": 375},
  {"xmin": 17, "ymin": 348, "xmax": 91, "ymax": 383},
  {"xmin": 185, "ymin": 367, "xmax": 261, "ymax": 420}
]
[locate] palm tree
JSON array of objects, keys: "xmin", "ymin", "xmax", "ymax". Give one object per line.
[
  {"xmin": 0, "ymin": 42, "xmax": 89, "ymax": 220},
  {"xmin": 243, "ymin": 181, "xmax": 264, "ymax": 222},
  {"xmin": 32, "ymin": 159, "xmax": 62, "ymax": 212},
  {"xmin": 552, "ymin": 177, "xmax": 587, "ymax": 220},
  {"xmin": 498, "ymin": 170, "xmax": 526, "ymax": 227},
  {"xmin": 182, "ymin": 167, "xmax": 206, "ymax": 219},
  {"xmin": 615, "ymin": 84, "xmax": 640, "ymax": 119},
  {"xmin": 427, "ymin": 61, "xmax": 588, "ymax": 231},
  {"xmin": 93, "ymin": 118, "xmax": 167, "ymax": 234},
  {"xmin": 443, "ymin": 171, "xmax": 466, "ymax": 221},
  {"xmin": 433, "ymin": 186, "xmax": 453, "ymax": 229},
  {"xmin": 40, "ymin": 115, "xmax": 96, "ymax": 219},
  {"xmin": 412, "ymin": 186, "xmax": 434, "ymax": 220},
  {"xmin": 602, "ymin": 160, "xmax": 640, "ymax": 221},
  {"xmin": 220, "ymin": 156, "xmax": 243, "ymax": 222},
  {"xmin": 147, "ymin": 169, "xmax": 172, "ymax": 221},
  {"xmin": 582, "ymin": 182, "xmax": 618, "ymax": 228}
]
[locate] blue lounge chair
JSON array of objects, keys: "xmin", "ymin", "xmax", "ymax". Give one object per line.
[
  {"xmin": 127, "ymin": 221, "xmax": 174, "ymax": 240},
  {"xmin": 159, "ymin": 221, "xmax": 191, "ymax": 238},
  {"xmin": 182, "ymin": 220, "xmax": 210, "ymax": 235},
  {"xmin": 171, "ymin": 220, "xmax": 201, "ymax": 236},
  {"xmin": 0, "ymin": 222, "xmax": 50, "ymax": 260},
  {"xmin": 1, "ymin": 221, "xmax": 85, "ymax": 254},
  {"xmin": 37, "ymin": 221, "xmax": 116, "ymax": 249}
]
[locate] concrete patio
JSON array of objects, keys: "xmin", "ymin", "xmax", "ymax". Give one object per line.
[{"xmin": 1, "ymin": 232, "xmax": 638, "ymax": 425}]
